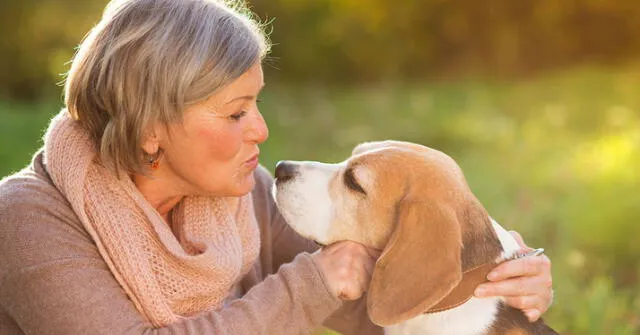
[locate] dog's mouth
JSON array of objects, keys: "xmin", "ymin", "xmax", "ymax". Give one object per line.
[
  {"xmin": 274, "ymin": 176, "xmax": 293, "ymax": 185},
  {"xmin": 314, "ymin": 240, "xmax": 327, "ymax": 248}
]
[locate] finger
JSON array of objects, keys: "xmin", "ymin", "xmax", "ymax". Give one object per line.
[
  {"xmin": 361, "ymin": 267, "xmax": 373, "ymax": 292},
  {"xmin": 340, "ymin": 274, "xmax": 362, "ymax": 301},
  {"xmin": 508, "ymin": 230, "xmax": 527, "ymax": 248},
  {"xmin": 523, "ymin": 308, "xmax": 541, "ymax": 322},
  {"xmin": 350, "ymin": 270, "xmax": 368, "ymax": 298},
  {"xmin": 338, "ymin": 291, "xmax": 357, "ymax": 301},
  {"xmin": 331, "ymin": 240, "xmax": 361, "ymax": 251},
  {"xmin": 475, "ymin": 276, "xmax": 544, "ymax": 298},
  {"xmin": 546, "ymin": 289, "xmax": 555, "ymax": 311},
  {"xmin": 320, "ymin": 241, "xmax": 344, "ymax": 254},
  {"xmin": 365, "ymin": 247, "xmax": 383, "ymax": 259},
  {"xmin": 502, "ymin": 294, "xmax": 545, "ymax": 312},
  {"xmin": 487, "ymin": 255, "xmax": 551, "ymax": 281},
  {"xmin": 362, "ymin": 257, "xmax": 376, "ymax": 278},
  {"xmin": 533, "ymin": 287, "xmax": 554, "ymax": 314}
]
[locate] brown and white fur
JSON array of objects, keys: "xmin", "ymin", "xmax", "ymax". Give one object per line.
[{"xmin": 272, "ymin": 140, "xmax": 558, "ymax": 335}]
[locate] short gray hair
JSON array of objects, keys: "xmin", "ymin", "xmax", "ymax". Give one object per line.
[{"xmin": 64, "ymin": 0, "xmax": 270, "ymax": 174}]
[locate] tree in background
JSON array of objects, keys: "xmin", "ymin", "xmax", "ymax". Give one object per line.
[{"xmin": 2, "ymin": 0, "xmax": 640, "ymax": 97}]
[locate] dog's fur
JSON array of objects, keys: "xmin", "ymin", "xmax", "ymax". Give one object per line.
[{"xmin": 272, "ymin": 140, "xmax": 558, "ymax": 335}]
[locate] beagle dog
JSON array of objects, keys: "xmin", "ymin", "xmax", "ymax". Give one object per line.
[{"xmin": 272, "ymin": 140, "xmax": 558, "ymax": 335}]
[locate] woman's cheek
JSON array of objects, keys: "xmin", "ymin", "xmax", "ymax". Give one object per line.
[{"xmin": 197, "ymin": 125, "xmax": 242, "ymax": 161}]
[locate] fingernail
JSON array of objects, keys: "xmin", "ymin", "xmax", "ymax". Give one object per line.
[
  {"xmin": 487, "ymin": 271, "xmax": 498, "ymax": 281},
  {"xmin": 474, "ymin": 286, "xmax": 488, "ymax": 297},
  {"xmin": 525, "ymin": 310, "xmax": 540, "ymax": 322}
]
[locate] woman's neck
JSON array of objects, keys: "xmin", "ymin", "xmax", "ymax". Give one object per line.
[{"xmin": 131, "ymin": 173, "xmax": 184, "ymax": 224}]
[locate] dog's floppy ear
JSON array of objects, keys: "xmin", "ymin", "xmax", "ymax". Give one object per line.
[{"xmin": 367, "ymin": 197, "xmax": 463, "ymax": 326}]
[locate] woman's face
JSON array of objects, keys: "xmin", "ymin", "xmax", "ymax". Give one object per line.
[{"xmin": 154, "ymin": 62, "xmax": 268, "ymax": 197}]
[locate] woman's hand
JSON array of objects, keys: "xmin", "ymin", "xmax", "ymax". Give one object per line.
[
  {"xmin": 312, "ymin": 241, "xmax": 382, "ymax": 301},
  {"xmin": 474, "ymin": 231, "xmax": 553, "ymax": 322}
]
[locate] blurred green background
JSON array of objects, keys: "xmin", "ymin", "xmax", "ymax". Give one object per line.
[{"xmin": 1, "ymin": 0, "xmax": 639, "ymax": 334}]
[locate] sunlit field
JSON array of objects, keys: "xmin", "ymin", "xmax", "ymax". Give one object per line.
[{"xmin": 2, "ymin": 65, "xmax": 639, "ymax": 334}]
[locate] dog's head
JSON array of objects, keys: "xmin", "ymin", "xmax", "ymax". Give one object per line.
[{"xmin": 272, "ymin": 140, "xmax": 502, "ymax": 326}]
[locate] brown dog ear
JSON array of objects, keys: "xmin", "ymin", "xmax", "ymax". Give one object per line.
[{"xmin": 367, "ymin": 198, "xmax": 463, "ymax": 326}]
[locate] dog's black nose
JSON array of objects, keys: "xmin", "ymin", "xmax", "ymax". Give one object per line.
[{"xmin": 275, "ymin": 161, "xmax": 298, "ymax": 183}]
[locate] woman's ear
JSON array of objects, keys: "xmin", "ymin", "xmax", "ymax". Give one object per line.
[{"xmin": 141, "ymin": 124, "xmax": 162, "ymax": 155}]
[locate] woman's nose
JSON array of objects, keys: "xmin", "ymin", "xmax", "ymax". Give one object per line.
[{"xmin": 246, "ymin": 110, "xmax": 269, "ymax": 144}]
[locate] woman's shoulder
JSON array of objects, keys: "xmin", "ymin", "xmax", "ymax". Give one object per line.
[
  {"xmin": 0, "ymin": 150, "xmax": 70, "ymax": 215},
  {"xmin": 0, "ymin": 151, "xmax": 92, "ymax": 276}
]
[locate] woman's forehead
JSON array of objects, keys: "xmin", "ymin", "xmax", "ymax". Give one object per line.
[{"xmin": 208, "ymin": 63, "xmax": 264, "ymax": 105}]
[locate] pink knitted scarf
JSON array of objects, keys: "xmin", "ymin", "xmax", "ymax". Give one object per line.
[{"xmin": 43, "ymin": 110, "xmax": 260, "ymax": 327}]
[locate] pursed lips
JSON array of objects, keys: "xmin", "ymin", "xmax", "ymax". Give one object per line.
[{"xmin": 243, "ymin": 152, "xmax": 260, "ymax": 169}]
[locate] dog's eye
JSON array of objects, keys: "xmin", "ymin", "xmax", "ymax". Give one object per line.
[{"xmin": 344, "ymin": 168, "xmax": 366, "ymax": 195}]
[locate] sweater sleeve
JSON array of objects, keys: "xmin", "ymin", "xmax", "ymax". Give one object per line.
[
  {"xmin": 0, "ymin": 165, "xmax": 341, "ymax": 335},
  {"xmin": 251, "ymin": 166, "xmax": 384, "ymax": 335}
]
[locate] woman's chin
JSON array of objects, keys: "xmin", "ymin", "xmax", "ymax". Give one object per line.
[
  {"xmin": 225, "ymin": 173, "xmax": 256, "ymax": 197},
  {"xmin": 195, "ymin": 171, "xmax": 256, "ymax": 198},
  {"xmin": 236, "ymin": 176, "xmax": 256, "ymax": 196}
]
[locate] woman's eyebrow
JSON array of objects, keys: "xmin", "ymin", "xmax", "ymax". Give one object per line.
[{"xmin": 223, "ymin": 84, "xmax": 265, "ymax": 105}]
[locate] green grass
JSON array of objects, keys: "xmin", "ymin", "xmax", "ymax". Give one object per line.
[
  {"xmin": 0, "ymin": 100, "xmax": 62, "ymax": 176},
  {"xmin": 2, "ymin": 66, "xmax": 639, "ymax": 334}
]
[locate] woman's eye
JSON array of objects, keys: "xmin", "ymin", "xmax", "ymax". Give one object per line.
[{"xmin": 229, "ymin": 111, "xmax": 247, "ymax": 121}]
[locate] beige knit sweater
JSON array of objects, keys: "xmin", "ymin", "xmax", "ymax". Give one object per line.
[{"xmin": 0, "ymin": 151, "xmax": 382, "ymax": 335}]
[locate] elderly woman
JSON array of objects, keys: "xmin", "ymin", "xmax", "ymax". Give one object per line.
[{"xmin": 0, "ymin": 0, "xmax": 553, "ymax": 334}]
